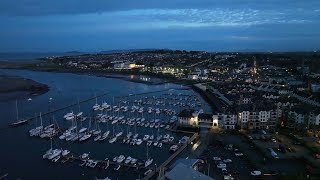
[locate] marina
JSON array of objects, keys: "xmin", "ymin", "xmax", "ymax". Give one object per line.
[{"xmin": 0, "ymin": 69, "xmax": 211, "ymax": 180}]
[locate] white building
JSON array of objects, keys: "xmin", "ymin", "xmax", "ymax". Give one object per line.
[
  {"xmin": 217, "ymin": 113, "xmax": 237, "ymax": 129},
  {"xmin": 177, "ymin": 109, "xmax": 199, "ymax": 127}
]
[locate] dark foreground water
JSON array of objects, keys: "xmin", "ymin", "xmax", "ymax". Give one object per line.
[{"xmin": 0, "ymin": 69, "xmax": 210, "ymax": 180}]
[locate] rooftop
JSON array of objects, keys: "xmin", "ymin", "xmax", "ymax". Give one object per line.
[
  {"xmin": 166, "ymin": 163, "xmax": 213, "ymax": 180},
  {"xmin": 178, "ymin": 109, "xmax": 197, "ymax": 118}
]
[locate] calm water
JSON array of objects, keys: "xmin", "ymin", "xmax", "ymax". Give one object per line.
[{"xmin": 0, "ymin": 69, "xmax": 210, "ymax": 180}]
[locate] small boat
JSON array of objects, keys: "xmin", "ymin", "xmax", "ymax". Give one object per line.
[
  {"xmin": 62, "ymin": 150, "xmax": 70, "ymax": 156},
  {"xmin": 63, "ymin": 112, "xmax": 74, "ymax": 119},
  {"xmin": 27, "ymin": 98, "xmax": 32, "ymax": 101},
  {"xmin": 79, "ymin": 127, "xmax": 87, "ymax": 133},
  {"xmin": 99, "ymin": 131, "xmax": 110, "ymax": 141},
  {"xmin": 79, "ymin": 133, "xmax": 91, "ymax": 142},
  {"xmin": 149, "ymin": 135, "xmax": 154, "ymax": 140},
  {"xmin": 111, "ymin": 119, "xmax": 118, "ymax": 124},
  {"xmin": 136, "ymin": 139, "xmax": 143, "ymax": 145},
  {"xmin": 144, "ymin": 123, "xmax": 150, "ymax": 127},
  {"xmin": 124, "ymin": 156, "xmax": 132, "ymax": 164},
  {"xmin": 117, "ymin": 155, "xmax": 125, "ymax": 163},
  {"xmin": 133, "ymin": 133, "xmax": 139, "ymax": 139},
  {"xmin": 94, "ymin": 135, "xmax": 101, "ymax": 141},
  {"xmin": 130, "ymin": 158, "xmax": 137, "ymax": 164},
  {"xmin": 113, "ymin": 156, "xmax": 118, "ymax": 162},
  {"xmin": 76, "ymin": 112, "xmax": 83, "ymax": 117},
  {"xmin": 145, "ymin": 158, "xmax": 153, "ymax": 167},
  {"xmin": 115, "ymin": 132, "xmax": 123, "ymax": 137},
  {"xmin": 52, "ymin": 155, "xmax": 60, "ymax": 162},
  {"xmin": 170, "ymin": 145, "xmax": 179, "ymax": 153},
  {"xmin": 126, "ymin": 132, "xmax": 133, "ymax": 139},
  {"xmin": 93, "ymin": 130, "xmax": 102, "ymax": 136},
  {"xmin": 80, "ymin": 153, "xmax": 90, "ymax": 159},
  {"xmin": 153, "ymin": 141, "xmax": 159, "ymax": 147},
  {"xmin": 150, "ymin": 123, "xmax": 155, "ymax": 128},
  {"xmin": 65, "ymin": 116, "xmax": 74, "ymax": 121},
  {"xmin": 109, "ymin": 137, "xmax": 117, "ymax": 143},
  {"xmin": 156, "ymin": 135, "xmax": 163, "ymax": 141},
  {"xmin": 48, "ymin": 149, "xmax": 62, "ymax": 160},
  {"xmin": 143, "ymin": 135, "xmax": 150, "ymax": 141},
  {"xmin": 10, "ymin": 119, "xmax": 28, "ymax": 127}
]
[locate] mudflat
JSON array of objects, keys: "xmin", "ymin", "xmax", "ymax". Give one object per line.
[{"xmin": 0, "ymin": 75, "xmax": 49, "ymax": 93}]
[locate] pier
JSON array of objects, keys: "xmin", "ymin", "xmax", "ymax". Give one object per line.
[
  {"xmin": 142, "ymin": 132, "xmax": 199, "ymax": 180},
  {"xmin": 64, "ymin": 155, "xmax": 156, "ymax": 171}
]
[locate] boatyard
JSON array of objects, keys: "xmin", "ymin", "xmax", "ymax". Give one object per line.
[{"xmin": 11, "ymin": 85, "xmax": 209, "ymax": 180}]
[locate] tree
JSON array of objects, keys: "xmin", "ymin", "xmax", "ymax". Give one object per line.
[{"xmin": 183, "ymin": 69, "xmax": 191, "ymax": 76}]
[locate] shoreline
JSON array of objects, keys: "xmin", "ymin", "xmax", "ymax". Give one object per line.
[
  {"xmin": 0, "ymin": 61, "xmax": 198, "ymax": 86},
  {"xmin": 0, "ymin": 75, "xmax": 49, "ymax": 101},
  {"xmin": 0, "ymin": 63, "xmax": 216, "ymax": 112}
]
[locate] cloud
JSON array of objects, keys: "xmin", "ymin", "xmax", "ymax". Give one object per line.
[
  {"xmin": 1, "ymin": 0, "xmax": 320, "ymax": 52},
  {"xmin": 2, "ymin": 7, "xmax": 317, "ymax": 34},
  {"xmin": 0, "ymin": 0, "xmax": 319, "ymax": 16}
]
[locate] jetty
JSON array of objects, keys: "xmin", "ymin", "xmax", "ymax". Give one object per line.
[{"xmin": 143, "ymin": 132, "xmax": 199, "ymax": 180}]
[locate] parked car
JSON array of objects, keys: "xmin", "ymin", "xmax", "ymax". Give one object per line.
[
  {"xmin": 235, "ymin": 152, "xmax": 243, "ymax": 156},
  {"xmin": 213, "ymin": 157, "xmax": 221, "ymax": 161},
  {"xmin": 224, "ymin": 175, "xmax": 234, "ymax": 180},
  {"xmin": 221, "ymin": 168, "xmax": 228, "ymax": 173},
  {"xmin": 271, "ymin": 138, "xmax": 277, "ymax": 143},
  {"xmin": 223, "ymin": 159, "xmax": 232, "ymax": 163},
  {"xmin": 217, "ymin": 163, "xmax": 227, "ymax": 168},
  {"xmin": 251, "ymin": 171, "xmax": 262, "ymax": 176},
  {"xmin": 293, "ymin": 141, "xmax": 301, "ymax": 145}
]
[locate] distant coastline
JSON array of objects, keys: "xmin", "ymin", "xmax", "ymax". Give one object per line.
[{"xmin": 0, "ymin": 60, "xmax": 194, "ymax": 86}]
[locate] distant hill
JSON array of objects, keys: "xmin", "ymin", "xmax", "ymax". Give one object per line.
[
  {"xmin": 99, "ymin": 49, "xmax": 162, "ymax": 54},
  {"xmin": 64, "ymin": 51, "xmax": 85, "ymax": 54}
]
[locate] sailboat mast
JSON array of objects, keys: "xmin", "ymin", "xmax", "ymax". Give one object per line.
[
  {"xmin": 16, "ymin": 100, "xmax": 19, "ymax": 120},
  {"xmin": 146, "ymin": 143, "xmax": 149, "ymax": 159}
]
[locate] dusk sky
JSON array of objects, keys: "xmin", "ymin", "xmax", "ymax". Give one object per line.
[{"xmin": 1, "ymin": 0, "xmax": 320, "ymax": 52}]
